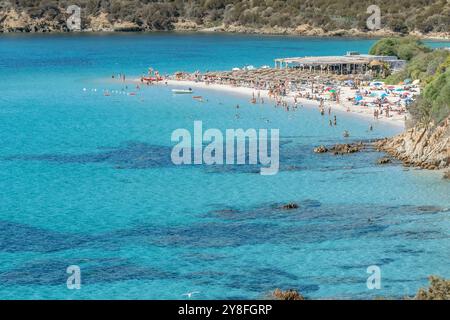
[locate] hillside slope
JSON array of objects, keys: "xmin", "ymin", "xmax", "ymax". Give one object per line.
[
  {"xmin": 0, "ymin": 0, "xmax": 449, "ymax": 37},
  {"xmin": 373, "ymin": 39, "xmax": 450, "ymax": 172}
]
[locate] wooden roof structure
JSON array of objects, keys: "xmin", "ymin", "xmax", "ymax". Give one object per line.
[{"xmin": 274, "ymin": 56, "xmax": 371, "ymax": 68}]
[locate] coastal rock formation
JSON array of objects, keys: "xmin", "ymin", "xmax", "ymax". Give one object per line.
[
  {"xmin": 271, "ymin": 289, "xmax": 305, "ymax": 300},
  {"xmin": 0, "ymin": 8, "xmax": 67, "ymax": 32},
  {"xmin": 375, "ymin": 117, "xmax": 450, "ymax": 170},
  {"xmin": 376, "ymin": 157, "xmax": 391, "ymax": 165},
  {"xmin": 313, "ymin": 145, "xmax": 328, "ymax": 153},
  {"xmin": 280, "ymin": 203, "xmax": 299, "ymax": 210},
  {"xmin": 87, "ymin": 13, "xmax": 113, "ymax": 32},
  {"xmin": 414, "ymin": 276, "xmax": 450, "ymax": 300},
  {"xmin": 313, "ymin": 143, "xmax": 364, "ymax": 155},
  {"xmin": 443, "ymin": 171, "xmax": 450, "ymax": 180},
  {"xmin": 330, "ymin": 142, "xmax": 364, "ymax": 155},
  {"xmin": 0, "ymin": 7, "xmax": 448, "ymax": 39}
]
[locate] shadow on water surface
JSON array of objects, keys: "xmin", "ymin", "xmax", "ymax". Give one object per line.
[
  {"xmin": 0, "ymin": 257, "xmax": 177, "ymax": 286},
  {"xmin": 4, "ymin": 142, "xmax": 174, "ymax": 169},
  {"xmin": 0, "ymin": 201, "xmax": 447, "ymax": 254},
  {"xmin": 0, "ymin": 199, "xmax": 448, "ymax": 296},
  {"xmin": 3, "ymin": 139, "xmax": 401, "ymax": 174}
]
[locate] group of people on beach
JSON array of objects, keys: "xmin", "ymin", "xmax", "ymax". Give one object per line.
[
  {"xmin": 105, "ymin": 68, "xmax": 388, "ymax": 137},
  {"xmin": 170, "ymin": 68, "xmax": 417, "ymax": 126}
]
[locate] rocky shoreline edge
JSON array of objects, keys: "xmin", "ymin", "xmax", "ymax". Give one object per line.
[
  {"xmin": 0, "ymin": 11, "xmax": 448, "ymax": 40},
  {"xmin": 314, "ymin": 117, "xmax": 450, "ymax": 179},
  {"xmin": 374, "ymin": 117, "xmax": 450, "ymax": 174}
]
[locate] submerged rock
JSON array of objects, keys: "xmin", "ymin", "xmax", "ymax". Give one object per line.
[
  {"xmin": 443, "ymin": 171, "xmax": 450, "ymax": 180},
  {"xmin": 280, "ymin": 203, "xmax": 299, "ymax": 210}
]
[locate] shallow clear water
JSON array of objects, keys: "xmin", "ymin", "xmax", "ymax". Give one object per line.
[{"xmin": 0, "ymin": 33, "xmax": 449, "ymax": 299}]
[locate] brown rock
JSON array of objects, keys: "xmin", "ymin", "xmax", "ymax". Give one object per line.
[
  {"xmin": 377, "ymin": 157, "xmax": 391, "ymax": 165},
  {"xmin": 271, "ymin": 289, "xmax": 305, "ymax": 300},
  {"xmin": 376, "ymin": 117, "xmax": 450, "ymax": 171},
  {"xmin": 313, "ymin": 145, "xmax": 328, "ymax": 153},
  {"xmin": 330, "ymin": 143, "xmax": 364, "ymax": 155},
  {"xmin": 443, "ymin": 171, "xmax": 450, "ymax": 180},
  {"xmin": 414, "ymin": 276, "xmax": 450, "ymax": 300}
]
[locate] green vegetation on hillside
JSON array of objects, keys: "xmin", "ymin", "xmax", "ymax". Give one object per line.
[
  {"xmin": 1, "ymin": 0, "xmax": 449, "ymax": 34},
  {"xmin": 369, "ymin": 37, "xmax": 431, "ymax": 60},
  {"xmin": 371, "ymin": 38, "xmax": 450, "ymax": 125}
]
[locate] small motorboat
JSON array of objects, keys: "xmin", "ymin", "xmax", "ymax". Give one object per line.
[{"xmin": 172, "ymin": 88, "xmax": 193, "ymax": 94}]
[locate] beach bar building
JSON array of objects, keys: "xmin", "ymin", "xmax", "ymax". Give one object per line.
[{"xmin": 274, "ymin": 52, "xmax": 405, "ymax": 74}]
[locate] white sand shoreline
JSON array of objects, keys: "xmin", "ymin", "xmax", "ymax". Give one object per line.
[{"xmin": 157, "ymin": 79, "xmax": 406, "ymax": 129}]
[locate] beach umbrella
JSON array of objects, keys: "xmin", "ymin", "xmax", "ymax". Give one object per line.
[{"xmin": 404, "ymin": 79, "xmax": 412, "ymax": 84}]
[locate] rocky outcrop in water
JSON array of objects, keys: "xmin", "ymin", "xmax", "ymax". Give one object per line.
[
  {"xmin": 376, "ymin": 157, "xmax": 391, "ymax": 165},
  {"xmin": 271, "ymin": 289, "xmax": 305, "ymax": 300},
  {"xmin": 280, "ymin": 203, "xmax": 299, "ymax": 210},
  {"xmin": 331, "ymin": 143, "xmax": 364, "ymax": 155},
  {"xmin": 313, "ymin": 145, "xmax": 328, "ymax": 153},
  {"xmin": 375, "ymin": 117, "xmax": 450, "ymax": 170},
  {"xmin": 314, "ymin": 143, "xmax": 364, "ymax": 155},
  {"xmin": 414, "ymin": 276, "xmax": 450, "ymax": 300}
]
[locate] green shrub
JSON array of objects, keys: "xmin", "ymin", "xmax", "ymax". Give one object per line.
[
  {"xmin": 7, "ymin": 0, "xmax": 450, "ymax": 34},
  {"xmin": 369, "ymin": 37, "xmax": 431, "ymax": 61}
]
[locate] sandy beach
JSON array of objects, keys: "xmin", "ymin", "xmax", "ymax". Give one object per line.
[{"xmin": 156, "ymin": 79, "xmax": 407, "ymax": 128}]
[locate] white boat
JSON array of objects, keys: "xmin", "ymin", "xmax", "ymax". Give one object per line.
[{"xmin": 172, "ymin": 88, "xmax": 193, "ymax": 94}]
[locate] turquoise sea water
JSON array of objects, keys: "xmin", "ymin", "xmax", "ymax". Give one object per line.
[{"xmin": 0, "ymin": 33, "xmax": 449, "ymax": 299}]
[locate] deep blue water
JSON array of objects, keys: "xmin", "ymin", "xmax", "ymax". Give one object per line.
[{"xmin": 0, "ymin": 33, "xmax": 449, "ymax": 299}]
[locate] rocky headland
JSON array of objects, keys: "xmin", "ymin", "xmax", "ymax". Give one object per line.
[{"xmin": 375, "ymin": 117, "xmax": 450, "ymax": 171}]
